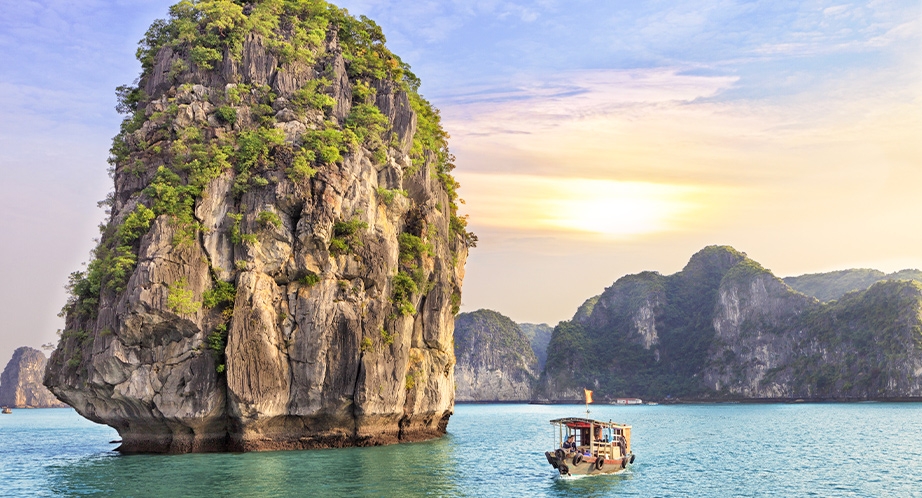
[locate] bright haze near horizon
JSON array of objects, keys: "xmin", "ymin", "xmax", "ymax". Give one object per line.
[{"xmin": 0, "ymin": 0, "xmax": 920, "ymax": 365}]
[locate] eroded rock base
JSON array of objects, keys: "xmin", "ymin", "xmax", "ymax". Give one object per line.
[{"xmin": 114, "ymin": 413, "xmax": 450, "ymax": 453}]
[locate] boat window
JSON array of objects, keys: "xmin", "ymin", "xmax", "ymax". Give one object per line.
[
  {"xmin": 569, "ymin": 428, "xmax": 586, "ymax": 446},
  {"xmin": 567, "ymin": 428, "xmax": 582, "ymax": 446}
]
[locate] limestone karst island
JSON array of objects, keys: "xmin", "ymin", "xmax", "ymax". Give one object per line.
[{"xmin": 43, "ymin": 0, "xmax": 473, "ymax": 453}]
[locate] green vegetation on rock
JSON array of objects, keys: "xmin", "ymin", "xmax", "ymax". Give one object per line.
[
  {"xmin": 391, "ymin": 272, "xmax": 418, "ymax": 316},
  {"xmin": 329, "ymin": 218, "xmax": 367, "ymax": 255},
  {"xmin": 167, "ymin": 278, "xmax": 202, "ymax": 315},
  {"xmin": 203, "ymin": 280, "xmax": 236, "ymax": 309},
  {"xmin": 62, "ymin": 0, "xmax": 473, "ymax": 323}
]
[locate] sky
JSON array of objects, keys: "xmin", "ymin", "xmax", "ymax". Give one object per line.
[{"xmin": 0, "ymin": 0, "xmax": 920, "ymax": 365}]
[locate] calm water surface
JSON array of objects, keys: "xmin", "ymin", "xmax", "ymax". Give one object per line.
[{"xmin": 2, "ymin": 403, "xmax": 921, "ymax": 497}]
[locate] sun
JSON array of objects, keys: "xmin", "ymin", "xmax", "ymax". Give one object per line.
[
  {"xmin": 456, "ymin": 173, "xmax": 703, "ymax": 238},
  {"xmin": 541, "ymin": 179, "xmax": 699, "ymax": 237}
]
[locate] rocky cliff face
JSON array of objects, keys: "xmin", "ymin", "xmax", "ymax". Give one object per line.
[
  {"xmin": 709, "ymin": 275, "xmax": 922, "ymax": 398},
  {"xmin": 540, "ymin": 246, "xmax": 922, "ymax": 401},
  {"xmin": 0, "ymin": 347, "xmax": 67, "ymax": 408},
  {"xmin": 44, "ymin": 1, "xmax": 471, "ymax": 453},
  {"xmin": 453, "ymin": 310, "xmax": 537, "ymax": 401}
]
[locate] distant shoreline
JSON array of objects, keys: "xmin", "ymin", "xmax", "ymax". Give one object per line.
[
  {"xmin": 456, "ymin": 397, "xmax": 922, "ymax": 405},
  {"xmin": 0, "ymin": 405, "xmax": 70, "ymax": 410}
]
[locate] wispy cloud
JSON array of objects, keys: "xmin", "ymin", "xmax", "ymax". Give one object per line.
[
  {"xmin": 441, "ymin": 61, "xmax": 920, "ymax": 245},
  {"xmin": 444, "ymin": 68, "xmax": 738, "ymax": 135}
]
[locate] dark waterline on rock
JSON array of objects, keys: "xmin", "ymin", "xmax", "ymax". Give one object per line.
[{"xmin": 3, "ymin": 404, "xmax": 922, "ymax": 496}]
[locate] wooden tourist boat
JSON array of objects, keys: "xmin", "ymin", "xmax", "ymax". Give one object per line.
[
  {"xmin": 544, "ymin": 417, "xmax": 635, "ymax": 477},
  {"xmin": 2, "ymin": 407, "xmax": 12, "ymax": 414}
]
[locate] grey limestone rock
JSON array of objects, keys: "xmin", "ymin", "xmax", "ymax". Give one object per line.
[
  {"xmin": 453, "ymin": 310, "xmax": 537, "ymax": 402},
  {"xmin": 0, "ymin": 347, "xmax": 67, "ymax": 408},
  {"xmin": 45, "ymin": 7, "xmax": 468, "ymax": 453}
]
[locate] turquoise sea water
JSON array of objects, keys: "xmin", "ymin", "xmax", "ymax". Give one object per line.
[{"xmin": 2, "ymin": 403, "xmax": 922, "ymax": 497}]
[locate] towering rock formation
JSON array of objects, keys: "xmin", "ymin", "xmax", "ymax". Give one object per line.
[
  {"xmin": 540, "ymin": 246, "xmax": 922, "ymax": 401},
  {"xmin": 44, "ymin": 1, "xmax": 472, "ymax": 453},
  {"xmin": 453, "ymin": 310, "xmax": 537, "ymax": 401},
  {"xmin": 0, "ymin": 347, "xmax": 67, "ymax": 408}
]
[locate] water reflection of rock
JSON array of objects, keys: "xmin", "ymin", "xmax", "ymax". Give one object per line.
[{"xmin": 46, "ymin": 437, "xmax": 459, "ymax": 496}]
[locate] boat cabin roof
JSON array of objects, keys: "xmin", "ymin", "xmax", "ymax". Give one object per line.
[{"xmin": 549, "ymin": 417, "xmax": 630, "ymax": 429}]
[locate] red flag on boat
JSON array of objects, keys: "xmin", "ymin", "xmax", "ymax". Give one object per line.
[{"xmin": 584, "ymin": 389, "xmax": 593, "ymax": 404}]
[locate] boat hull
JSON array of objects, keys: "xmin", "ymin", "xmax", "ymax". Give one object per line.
[{"xmin": 545, "ymin": 451, "xmax": 634, "ymax": 476}]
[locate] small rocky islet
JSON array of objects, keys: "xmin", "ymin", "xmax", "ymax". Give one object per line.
[{"xmin": 0, "ymin": 347, "xmax": 67, "ymax": 409}]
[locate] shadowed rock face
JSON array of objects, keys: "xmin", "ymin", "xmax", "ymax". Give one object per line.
[
  {"xmin": 518, "ymin": 322, "xmax": 553, "ymax": 371},
  {"xmin": 44, "ymin": 2, "xmax": 468, "ymax": 453},
  {"xmin": 453, "ymin": 310, "xmax": 537, "ymax": 402},
  {"xmin": 0, "ymin": 347, "xmax": 67, "ymax": 408}
]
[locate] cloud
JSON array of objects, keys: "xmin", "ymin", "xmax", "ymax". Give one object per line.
[
  {"xmin": 867, "ymin": 18, "xmax": 920, "ymax": 47},
  {"xmin": 823, "ymin": 5, "xmax": 851, "ymax": 18},
  {"xmin": 443, "ymin": 68, "xmax": 739, "ymax": 136},
  {"xmin": 440, "ymin": 70, "xmax": 745, "ymax": 181},
  {"xmin": 438, "ymin": 61, "xmax": 920, "ymax": 247}
]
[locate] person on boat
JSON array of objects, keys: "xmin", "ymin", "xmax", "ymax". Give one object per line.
[{"xmin": 562, "ymin": 435, "xmax": 577, "ymax": 453}]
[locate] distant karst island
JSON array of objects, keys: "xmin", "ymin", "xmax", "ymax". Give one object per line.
[
  {"xmin": 44, "ymin": 0, "xmax": 473, "ymax": 453},
  {"xmin": 453, "ymin": 246, "xmax": 922, "ymax": 403},
  {"xmin": 0, "ymin": 347, "xmax": 67, "ymax": 409}
]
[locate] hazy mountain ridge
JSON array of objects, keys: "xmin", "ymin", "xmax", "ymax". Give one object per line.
[
  {"xmin": 518, "ymin": 322, "xmax": 553, "ymax": 370},
  {"xmin": 784, "ymin": 269, "xmax": 922, "ymax": 303}
]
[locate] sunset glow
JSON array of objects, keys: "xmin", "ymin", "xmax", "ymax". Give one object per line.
[{"xmin": 459, "ymin": 173, "xmax": 705, "ymax": 238}]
